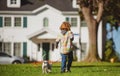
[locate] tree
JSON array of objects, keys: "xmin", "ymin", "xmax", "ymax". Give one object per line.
[
  {"xmin": 77, "ymin": 0, "xmax": 109, "ymax": 62},
  {"xmin": 102, "ymin": 0, "xmax": 120, "ymax": 61},
  {"xmin": 103, "ymin": 0, "xmax": 120, "ymax": 25}
]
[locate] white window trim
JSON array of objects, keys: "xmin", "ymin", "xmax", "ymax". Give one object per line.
[
  {"xmin": 7, "ymin": 0, "xmax": 21, "ymax": 8},
  {"xmin": 3, "ymin": 16, "xmax": 12, "ymax": 27},
  {"xmin": 13, "ymin": 42, "xmax": 22, "ymax": 57},
  {"xmin": 14, "ymin": 17, "xmax": 23, "ymax": 27}
]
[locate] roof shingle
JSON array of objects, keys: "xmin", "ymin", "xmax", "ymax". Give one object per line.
[{"xmin": 0, "ymin": 0, "xmax": 78, "ymax": 12}]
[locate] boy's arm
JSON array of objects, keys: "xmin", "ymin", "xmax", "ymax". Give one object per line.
[{"xmin": 56, "ymin": 35, "xmax": 60, "ymax": 48}]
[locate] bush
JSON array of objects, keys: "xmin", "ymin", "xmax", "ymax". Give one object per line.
[{"xmin": 104, "ymin": 39, "xmax": 118, "ymax": 62}]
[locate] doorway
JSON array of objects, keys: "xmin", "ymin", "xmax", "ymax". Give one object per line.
[{"xmin": 42, "ymin": 42, "xmax": 50, "ymax": 60}]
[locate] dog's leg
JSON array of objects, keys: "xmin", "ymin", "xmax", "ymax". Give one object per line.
[
  {"xmin": 45, "ymin": 68, "xmax": 48, "ymax": 73},
  {"xmin": 42, "ymin": 68, "xmax": 45, "ymax": 74}
]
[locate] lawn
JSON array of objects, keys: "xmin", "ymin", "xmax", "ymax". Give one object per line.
[{"xmin": 0, "ymin": 62, "xmax": 120, "ymax": 76}]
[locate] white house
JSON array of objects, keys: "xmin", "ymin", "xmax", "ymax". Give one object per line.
[{"xmin": 0, "ymin": 0, "xmax": 102, "ymax": 62}]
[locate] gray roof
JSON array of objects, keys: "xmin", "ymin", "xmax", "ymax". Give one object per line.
[{"xmin": 0, "ymin": 0, "xmax": 78, "ymax": 12}]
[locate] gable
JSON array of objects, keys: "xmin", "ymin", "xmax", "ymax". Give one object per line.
[
  {"xmin": 28, "ymin": 28, "xmax": 58, "ymax": 40},
  {"xmin": 37, "ymin": 32, "xmax": 57, "ymax": 39}
]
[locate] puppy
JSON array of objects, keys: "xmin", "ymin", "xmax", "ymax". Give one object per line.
[{"xmin": 42, "ymin": 60, "xmax": 52, "ymax": 74}]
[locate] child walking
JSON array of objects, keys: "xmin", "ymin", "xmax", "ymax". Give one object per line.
[{"xmin": 56, "ymin": 22, "xmax": 74, "ymax": 73}]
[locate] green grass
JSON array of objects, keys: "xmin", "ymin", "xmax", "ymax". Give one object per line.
[{"xmin": 0, "ymin": 62, "xmax": 120, "ymax": 76}]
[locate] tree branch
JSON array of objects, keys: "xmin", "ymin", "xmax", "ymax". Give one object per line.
[{"xmin": 96, "ymin": 1, "xmax": 104, "ymax": 23}]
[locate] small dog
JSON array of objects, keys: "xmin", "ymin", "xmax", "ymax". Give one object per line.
[{"xmin": 42, "ymin": 60, "xmax": 52, "ymax": 74}]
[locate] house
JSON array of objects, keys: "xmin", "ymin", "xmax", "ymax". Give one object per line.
[{"xmin": 0, "ymin": 0, "xmax": 102, "ymax": 62}]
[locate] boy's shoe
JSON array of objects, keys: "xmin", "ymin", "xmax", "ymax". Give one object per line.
[
  {"xmin": 65, "ymin": 69, "xmax": 71, "ymax": 72},
  {"xmin": 61, "ymin": 70, "xmax": 65, "ymax": 73}
]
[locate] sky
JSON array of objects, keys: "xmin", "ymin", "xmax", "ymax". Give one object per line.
[{"xmin": 106, "ymin": 23, "xmax": 120, "ymax": 59}]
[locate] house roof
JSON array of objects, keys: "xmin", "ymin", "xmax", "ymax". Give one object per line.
[{"xmin": 0, "ymin": 0, "xmax": 78, "ymax": 12}]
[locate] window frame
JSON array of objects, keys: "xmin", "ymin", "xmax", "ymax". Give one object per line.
[
  {"xmin": 81, "ymin": 20, "xmax": 87, "ymax": 27},
  {"xmin": 10, "ymin": 0, "xmax": 17, "ymax": 4},
  {"xmin": 3, "ymin": 16, "xmax": 25, "ymax": 28},
  {"xmin": 3, "ymin": 42, "xmax": 11, "ymax": 55},
  {"xmin": 4, "ymin": 17, "xmax": 12, "ymax": 27},
  {"xmin": 14, "ymin": 17, "xmax": 22, "ymax": 27},
  {"xmin": 43, "ymin": 17, "xmax": 49, "ymax": 27},
  {"xmin": 71, "ymin": 17, "xmax": 77, "ymax": 27},
  {"xmin": 65, "ymin": 17, "xmax": 78, "ymax": 27},
  {"xmin": 7, "ymin": 0, "xmax": 21, "ymax": 8},
  {"xmin": 13, "ymin": 42, "xmax": 21, "ymax": 57}
]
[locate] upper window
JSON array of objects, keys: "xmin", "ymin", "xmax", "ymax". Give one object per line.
[
  {"xmin": 43, "ymin": 17, "xmax": 49, "ymax": 27},
  {"xmin": 10, "ymin": 0, "xmax": 17, "ymax": 4},
  {"xmin": 3, "ymin": 17, "xmax": 27, "ymax": 28},
  {"xmin": 7, "ymin": 0, "xmax": 21, "ymax": 8},
  {"xmin": 4, "ymin": 17, "xmax": 11, "ymax": 27},
  {"xmin": 65, "ymin": 17, "xmax": 77, "ymax": 27},
  {"xmin": 14, "ymin": 17, "xmax": 21, "ymax": 27},
  {"xmin": 71, "ymin": 18, "xmax": 77, "ymax": 27},
  {"xmin": 81, "ymin": 21, "xmax": 87, "ymax": 27}
]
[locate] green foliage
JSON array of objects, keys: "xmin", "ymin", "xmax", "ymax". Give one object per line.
[
  {"xmin": 104, "ymin": 0, "xmax": 120, "ymax": 24},
  {"xmin": 104, "ymin": 39, "xmax": 118, "ymax": 61},
  {"xmin": 106, "ymin": 16, "xmax": 118, "ymax": 26},
  {"xmin": 105, "ymin": 40, "xmax": 112, "ymax": 61},
  {"xmin": 105, "ymin": 40, "xmax": 112, "ymax": 49}
]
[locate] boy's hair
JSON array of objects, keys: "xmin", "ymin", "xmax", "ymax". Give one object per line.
[{"xmin": 60, "ymin": 22, "xmax": 71, "ymax": 31}]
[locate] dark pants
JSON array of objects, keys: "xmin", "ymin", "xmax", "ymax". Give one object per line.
[{"xmin": 61, "ymin": 51, "xmax": 73, "ymax": 72}]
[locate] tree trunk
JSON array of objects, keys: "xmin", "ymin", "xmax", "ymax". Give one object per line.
[
  {"xmin": 81, "ymin": 7, "xmax": 101, "ymax": 62},
  {"xmin": 84, "ymin": 19, "xmax": 101, "ymax": 62}
]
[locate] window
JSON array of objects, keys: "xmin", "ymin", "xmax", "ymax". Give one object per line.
[
  {"xmin": 71, "ymin": 18, "xmax": 77, "ymax": 27},
  {"xmin": 7, "ymin": 0, "xmax": 20, "ymax": 8},
  {"xmin": 81, "ymin": 21, "xmax": 87, "ymax": 27},
  {"xmin": 65, "ymin": 17, "xmax": 77, "ymax": 27},
  {"xmin": 43, "ymin": 17, "xmax": 48, "ymax": 27},
  {"xmin": 4, "ymin": 42, "xmax": 11, "ymax": 55},
  {"xmin": 81, "ymin": 43, "xmax": 87, "ymax": 59},
  {"xmin": 3, "ymin": 17, "xmax": 27, "ymax": 28},
  {"xmin": 81, "ymin": 43, "xmax": 87, "ymax": 52},
  {"xmin": 14, "ymin": 17, "xmax": 21, "ymax": 27},
  {"xmin": 14, "ymin": 43, "xmax": 21, "ymax": 57},
  {"xmin": 10, "ymin": 0, "xmax": 17, "ymax": 4},
  {"xmin": 4, "ymin": 17, "xmax": 11, "ymax": 27}
]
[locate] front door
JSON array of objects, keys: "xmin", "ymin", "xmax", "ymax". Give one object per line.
[{"xmin": 42, "ymin": 43, "xmax": 50, "ymax": 60}]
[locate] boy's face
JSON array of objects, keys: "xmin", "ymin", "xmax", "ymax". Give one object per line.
[{"xmin": 61, "ymin": 30, "xmax": 67, "ymax": 35}]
